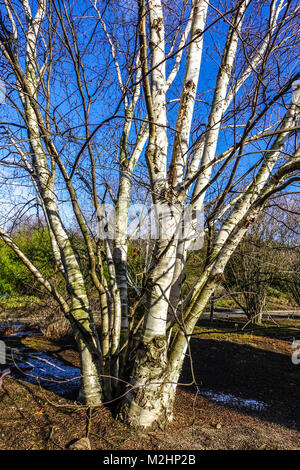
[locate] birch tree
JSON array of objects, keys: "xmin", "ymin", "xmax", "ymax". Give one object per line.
[{"xmin": 0, "ymin": 0, "xmax": 299, "ymax": 429}]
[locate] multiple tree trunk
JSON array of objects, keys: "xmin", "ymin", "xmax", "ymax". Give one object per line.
[{"xmin": 0, "ymin": 0, "xmax": 299, "ymax": 428}]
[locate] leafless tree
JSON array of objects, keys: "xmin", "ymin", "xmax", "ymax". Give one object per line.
[
  {"xmin": 227, "ymin": 197, "xmax": 299, "ymax": 323},
  {"xmin": 0, "ymin": 0, "xmax": 299, "ymax": 429}
]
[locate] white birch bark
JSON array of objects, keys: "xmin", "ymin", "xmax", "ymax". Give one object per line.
[
  {"xmin": 191, "ymin": 0, "xmax": 250, "ymax": 211},
  {"xmin": 169, "ymin": 0, "xmax": 208, "ymax": 187},
  {"xmin": 213, "ymin": 80, "xmax": 300, "ymax": 258},
  {"xmin": 10, "ymin": 0, "xmax": 103, "ymax": 405},
  {"xmin": 187, "ymin": 0, "xmax": 285, "ymax": 183},
  {"xmin": 169, "ymin": 0, "xmax": 250, "ymax": 310}
]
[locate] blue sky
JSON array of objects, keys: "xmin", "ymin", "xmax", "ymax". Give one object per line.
[{"xmin": 0, "ymin": 0, "xmax": 298, "ymax": 231}]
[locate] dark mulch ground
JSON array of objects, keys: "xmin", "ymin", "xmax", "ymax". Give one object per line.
[{"xmin": 0, "ymin": 317, "xmax": 300, "ymax": 450}]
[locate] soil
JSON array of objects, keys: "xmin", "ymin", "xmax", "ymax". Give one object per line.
[{"xmin": 0, "ymin": 317, "xmax": 300, "ymax": 450}]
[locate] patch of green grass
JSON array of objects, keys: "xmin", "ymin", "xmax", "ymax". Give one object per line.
[
  {"xmin": 193, "ymin": 318, "xmax": 300, "ymax": 342},
  {"xmin": 20, "ymin": 336, "xmax": 53, "ymax": 350},
  {"xmin": 193, "ymin": 325, "xmax": 258, "ymax": 342},
  {"xmin": 267, "ymin": 287, "xmax": 289, "ymax": 301},
  {"xmin": 214, "ymin": 298, "xmax": 236, "ymax": 308}
]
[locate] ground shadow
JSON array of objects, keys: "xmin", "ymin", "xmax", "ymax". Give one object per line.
[{"xmin": 180, "ymin": 336, "xmax": 300, "ymax": 432}]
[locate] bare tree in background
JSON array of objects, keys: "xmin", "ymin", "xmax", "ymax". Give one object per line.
[
  {"xmin": 0, "ymin": 0, "xmax": 299, "ymax": 429},
  {"xmin": 227, "ymin": 197, "xmax": 300, "ymax": 324},
  {"xmin": 267, "ymin": 197, "xmax": 300, "ymax": 307}
]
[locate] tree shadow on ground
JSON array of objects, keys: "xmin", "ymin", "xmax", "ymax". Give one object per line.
[{"xmin": 180, "ymin": 336, "xmax": 300, "ymax": 432}]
